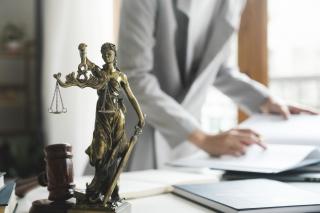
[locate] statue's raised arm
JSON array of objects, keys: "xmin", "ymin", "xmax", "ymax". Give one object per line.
[{"xmin": 53, "ymin": 43, "xmax": 107, "ymax": 90}]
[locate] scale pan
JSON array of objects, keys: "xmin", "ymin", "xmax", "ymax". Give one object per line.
[{"xmin": 48, "ymin": 109, "xmax": 67, "ymax": 114}]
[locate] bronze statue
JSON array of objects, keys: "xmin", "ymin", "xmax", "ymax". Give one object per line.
[{"xmin": 52, "ymin": 42, "xmax": 145, "ymax": 211}]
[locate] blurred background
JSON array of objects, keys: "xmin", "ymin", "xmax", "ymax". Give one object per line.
[
  {"xmin": 0, "ymin": 0, "xmax": 42, "ymax": 178},
  {"xmin": 0, "ymin": 0, "xmax": 115, "ymax": 177},
  {"xmin": 0, "ymin": 0, "xmax": 319, "ymax": 178}
]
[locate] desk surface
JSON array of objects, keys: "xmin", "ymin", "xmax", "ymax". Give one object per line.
[
  {"xmin": 16, "ymin": 187, "xmax": 213, "ymax": 213},
  {"xmin": 16, "ymin": 173, "xmax": 320, "ymax": 213}
]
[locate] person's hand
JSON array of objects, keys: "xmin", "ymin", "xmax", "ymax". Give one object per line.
[
  {"xmin": 188, "ymin": 129, "xmax": 266, "ymax": 157},
  {"xmin": 260, "ymin": 97, "xmax": 318, "ymax": 119}
]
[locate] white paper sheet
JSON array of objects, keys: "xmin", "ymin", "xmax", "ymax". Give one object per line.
[
  {"xmin": 240, "ymin": 114, "xmax": 320, "ymax": 145},
  {"xmin": 171, "ymin": 144, "xmax": 320, "ymax": 173},
  {"xmin": 74, "ymin": 170, "xmax": 220, "ymax": 199},
  {"xmin": 119, "ymin": 170, "xmax": 220, "ymax": 199}
]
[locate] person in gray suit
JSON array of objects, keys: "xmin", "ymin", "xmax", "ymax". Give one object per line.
[{"xmin": 118, "ymin": 0, "xmax": 316, "ymax": 171}]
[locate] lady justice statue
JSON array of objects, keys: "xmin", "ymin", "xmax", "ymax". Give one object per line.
[{"xmin": 52, "ymin": 42, "xmax": 145, "ymax": 211}]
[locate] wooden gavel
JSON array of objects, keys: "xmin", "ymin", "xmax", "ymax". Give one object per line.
[{"xmin": 16, "ymin": 144, "xmax": 75, "ymax": 201}]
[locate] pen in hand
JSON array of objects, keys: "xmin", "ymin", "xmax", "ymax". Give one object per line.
[
  {"xmin": 239, "ymin": 130, "xmax": 267, "ymax": 151},
  {"xmin": 257, "ymin": 137, "xmax": 267, "ymax": 150}
]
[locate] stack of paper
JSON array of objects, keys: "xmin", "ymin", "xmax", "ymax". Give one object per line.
[
  {"xmin": 170, "ymin": 144, "xmax": 320, "ymax": 173},
  {"xmin": 240, "ymin": 114, "xmax": 320, "ymax": 145}
]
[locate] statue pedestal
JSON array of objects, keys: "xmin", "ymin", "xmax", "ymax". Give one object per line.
[
  {"xmin": 68, "ymin": 202, "xmax": 131, "ymax": 213},
  {"xmin": 29, "ymin": 199, "xmax": 131, "ymax": 213}
]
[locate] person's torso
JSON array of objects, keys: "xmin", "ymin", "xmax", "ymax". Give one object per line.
[{"xmin": 152, "ymin": 0, "xmax": 222, "ymax": 102}]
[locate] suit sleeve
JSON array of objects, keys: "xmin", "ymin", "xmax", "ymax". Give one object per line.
[
  {"xmin": 118, "ymin": 0, "xmax": 201, "ymax": 147},
  {"xmin": 213, "ymin": 0, "xmax": 270, "ymax": 114},
  {"xmin": 213, "ymin": 44, "xmax": 270, "ymax": 114}
]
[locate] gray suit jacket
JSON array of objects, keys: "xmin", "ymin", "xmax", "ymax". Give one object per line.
[{"xmin": 118, "ymin": 0, "xmax": 270, "ymax": 170}]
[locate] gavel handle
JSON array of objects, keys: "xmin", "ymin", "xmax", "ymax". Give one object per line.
[{"xmin": 15, "ymin": 172, "xmax": 47, "ymax": 198}]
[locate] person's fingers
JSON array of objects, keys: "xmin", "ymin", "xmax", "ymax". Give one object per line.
[
  {"xmin": 236, "ymin": 128, "xmax": 261, "ymax": 138},
  {"xmin": 278, "ymin": 105, "xmax": 290, "ymax": 120},
  {"xmin": 239, "ymin": 140, "xmax": 267, "ymax": 149},
  {"xmin": 288, "ymin": 106, "xmax": 301, "ymax": 114},
  {"xmin": 232, "ymin": 151, "xmax": 244, "ymax": 157},
  {"xmin": 288, "ymin": 105, "xmax": 319, "ymax": 115},
  {"xmin": 228, "ymin": 148, "xmax": 245, "ymax": 157},
  {"xmin": 232, "ymin": 131, "xmax": 267, "ymax": 149},
  {"xmin": 232, "ymin": 149, "xmax": 246, "ymax": 157},
  {"xmin": 307, "ymin": 110, "xmax": 318, "ymax": 115},
  {"xmin": 230, "ymin": 129, "xmax": 260, "ymax": 140},
  {"xmin": 230, "ymin": 141, "xmax": 247, "ymax": 154},
  {"xmin": 240, "ymin": 140, "xmax": 253, "ymax": 146},
  {"xmin": 233, "ymin": 132, "xmax": 261, "ymax": 145}
]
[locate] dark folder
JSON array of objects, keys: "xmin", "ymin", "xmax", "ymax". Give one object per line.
[
  {"xmin": 222, "ymin": 162, "xmax": 320, "ymax": 182},
  {"xmin": 173, "ymin": 179, "xmax": 320, "ymax": 213}
]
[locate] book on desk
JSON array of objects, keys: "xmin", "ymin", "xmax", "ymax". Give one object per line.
[
  {"xmin": 173, "ymin": 179, "xmax": 320, "ymax": 213},
  {"xmin": 0, "ymin": 173, "xmax": 18, "ymax": 213},
  {"xmin": 0, "ymin": 180, "xmax": 17, "ymax": 213}
]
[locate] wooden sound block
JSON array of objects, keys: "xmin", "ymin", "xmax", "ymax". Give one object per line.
[{"xmin": 29, "ymin": 199, "xmax": 75, "ymax": 213}]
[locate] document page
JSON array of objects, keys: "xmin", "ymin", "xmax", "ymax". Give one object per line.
[
  {"xmin": 75, "ymin": 170, "xmax": 220, "ymax": 199},
  {"xmin": 240, "ymin": 114, "xmax": 320, "ymax": 145},
  {"xmin": 119, "ymin": 170, "xmax": 219, "ymax": 199},
  {"xmin": 171, "ymin": 144, "xmax": 320, "ymax": 173}
]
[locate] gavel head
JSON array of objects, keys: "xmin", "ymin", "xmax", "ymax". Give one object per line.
[{"xmin": 44, "ymin": 143, "xmax": 75, "ymax": 201}]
